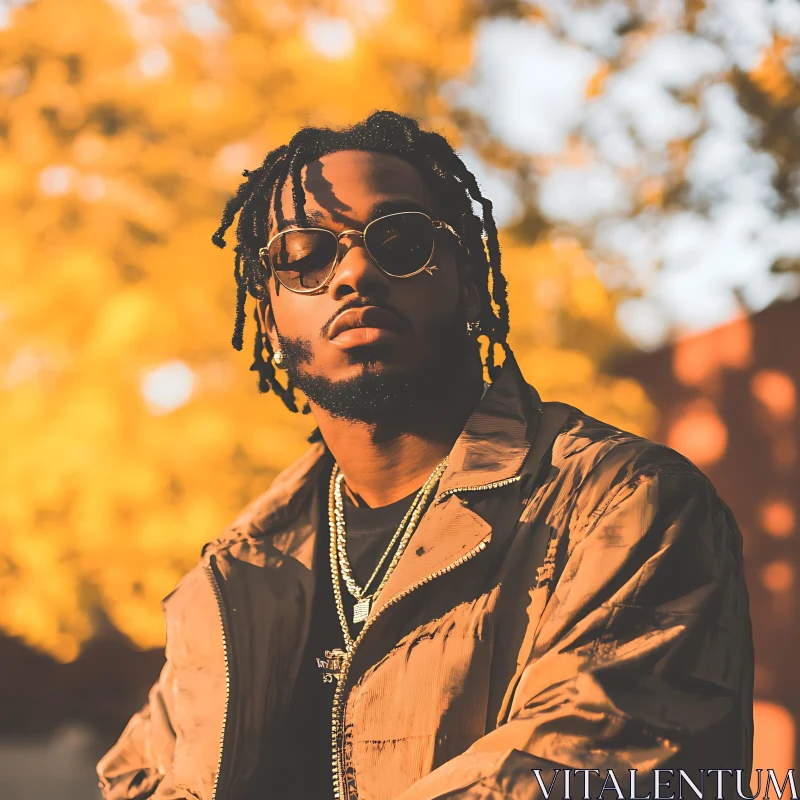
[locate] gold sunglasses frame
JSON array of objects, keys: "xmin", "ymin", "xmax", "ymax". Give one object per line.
[{"xmin": 257, "ymin": 210, "xmax": 463, "ymax": 294}]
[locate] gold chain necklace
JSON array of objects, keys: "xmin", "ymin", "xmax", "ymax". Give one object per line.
[
  {"xmin": 328, "ymin": 457, "xmax": 448, "ymax": 649},
  {"xmin": 333, "ymin": 462, "xmax": 444, "ymax": 618}
]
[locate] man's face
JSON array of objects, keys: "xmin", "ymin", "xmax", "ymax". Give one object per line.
[{"xmin": 259, "ymin": 149, "xmax": 481, "ymax": 423}]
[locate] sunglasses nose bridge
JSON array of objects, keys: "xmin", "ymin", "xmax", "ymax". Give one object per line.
[
  {"xmin": 337, "ymin": 229, "xmax": 366, "ymax": 241},
  {"xmin": 335, "ymin": 228, "xmax": 367, "ymax": 252},
  {"xmin": 334, "ymin": 228, "xmax": 375, "ymax": 265}
]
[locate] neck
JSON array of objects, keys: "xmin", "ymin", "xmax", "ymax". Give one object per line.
[{"xmin": 311, "ymin": 366, "xmax": 484, "ymax": 508}]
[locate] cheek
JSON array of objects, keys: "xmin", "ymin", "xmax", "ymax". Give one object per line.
[
  {"xmin": 270, "ymin": 290, "xmax": 327, "ymax": 340},
  {"xmin": 395, "ymin": 264, "xmax": 463, "ymax": 325}
]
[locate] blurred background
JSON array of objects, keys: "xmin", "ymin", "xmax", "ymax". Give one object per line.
[{"xmin": 0, "ymin": 0, "xmax": 798, "ymax": 796}]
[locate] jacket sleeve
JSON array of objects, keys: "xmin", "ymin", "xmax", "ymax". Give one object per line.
[
  {"xmin": 396, "ymin": 462, "xmax": 754, "ymax": 800},
  {"xmin": 96, "ymin": 655, "xmax": 180, "ymax": 799}
]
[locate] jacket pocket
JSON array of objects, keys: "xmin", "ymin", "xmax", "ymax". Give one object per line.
[{"xmin": 346, "ymin": 603, "xmax": 496, "ymax": 799}]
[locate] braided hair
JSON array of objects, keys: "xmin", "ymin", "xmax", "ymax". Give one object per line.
[{"xmin": 212, "ymin": 111, "xmax": 511, "ymax": 415}]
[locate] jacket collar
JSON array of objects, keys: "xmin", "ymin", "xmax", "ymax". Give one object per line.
[
  {"xmin": 220, "ymin": 350, "xmax": 540, "ymax": 546},
  {"xmin": 437, "ymin": 351, "xmax": 539, "ymax": 496}
]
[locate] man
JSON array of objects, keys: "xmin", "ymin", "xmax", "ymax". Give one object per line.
[{"xmin": 97, "ymin": 112, "xmax": 753, "ymax": 800}]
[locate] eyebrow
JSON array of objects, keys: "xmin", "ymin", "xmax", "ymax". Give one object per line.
[
  {"xmin": 276, "ymin": 199, "xmax": 436, "ymax": 231},
  {"xmin": 369, "ymin": 199, "xmax": 435, "ymax": 219},
  {"xmin": 277, "ymin": 208, "xmax": 328, "ymax": 229}
]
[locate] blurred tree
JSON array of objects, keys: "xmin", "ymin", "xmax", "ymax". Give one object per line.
[
  {"xmin": 0, "ymin": 0, "xmax": 660, "ymax": 660},
  {"xmin": 457, "ymin": 0, "xmax": 800, "ymax": 344}
]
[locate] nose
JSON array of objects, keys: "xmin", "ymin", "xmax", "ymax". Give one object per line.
[{"xmin": 327, "ymin": 232, "xmax": 391, "ymax": 301}]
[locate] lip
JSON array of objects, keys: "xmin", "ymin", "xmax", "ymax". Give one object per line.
[
  {"xmin": 329, "ymin": 327, "xmax": 400, "ymax": 348},
  {"xmin": 327, "ymin": 306, "xmax": 405, "ymax": 343}
]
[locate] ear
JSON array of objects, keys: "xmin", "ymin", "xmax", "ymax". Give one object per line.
[
  {"xmin": 257, "ymin": 297, "xmax": 280, "ymax": 354},
  {"xmin": 459, "ymin": 273, "xmax": 481, "ymax": 324}
]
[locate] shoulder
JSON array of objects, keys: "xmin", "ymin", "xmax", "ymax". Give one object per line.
[
  {"xmin": 203, "ymin": 440, "xmax": 331, "ymax": 556},
  {"xmin": 526, "ymin": 405, "xmax": 746, "ymax": 615},
  {"xmin": 546, "ymin": 402, "xmax": 709, "ymax": 496},
  {"xmin": 538, "ymin": 402, "xmax": 736, "ymax": 552}
]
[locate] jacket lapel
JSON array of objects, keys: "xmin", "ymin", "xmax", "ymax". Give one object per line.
[
  {"xmin": 368, "ymin": 495, "xmax": 493, "ymax": 618},
  {"xmin": 223, "ymin": 441, "xmax": 331, "ymax": 544}
]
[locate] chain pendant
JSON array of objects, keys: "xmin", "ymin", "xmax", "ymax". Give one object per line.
[{"xmin": 352, "ymin": 597, "xmax": 371, "ymax": 624}]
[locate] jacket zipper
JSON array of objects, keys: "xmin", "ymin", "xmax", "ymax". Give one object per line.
[
  {"xmin": 205, "ymin": 559, "xmax": 232, "ymax": 800},
  {"xmin": 330, "ymin": 474, "xmax": 521, "ymax": 799}
]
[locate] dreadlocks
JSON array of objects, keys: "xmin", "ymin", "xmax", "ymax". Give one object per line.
[{"xmin": 212, "ymin": 110, "xmax": 511, "ymax": 415}]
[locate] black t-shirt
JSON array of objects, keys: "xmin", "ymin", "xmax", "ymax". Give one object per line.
[{"xmin": 270, "ymin": 466, "xmax": 419, "ymax": 797}]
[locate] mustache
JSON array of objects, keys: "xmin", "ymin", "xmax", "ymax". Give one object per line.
[{"xmin": 320, "ymin": 297, "xmax": 412, "ymax": 339}]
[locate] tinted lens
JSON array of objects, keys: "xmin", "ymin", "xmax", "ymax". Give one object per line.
[
  {"xmin": 267, "ymin": 229, "xmax": 338, "ymax": 291},
  {"xmin": 365, "ymin": 213, "xmax": 435, "ymax": 276}
]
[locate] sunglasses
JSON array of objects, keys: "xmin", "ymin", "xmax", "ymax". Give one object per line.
[{"xmin": 258, "ymin": 211, "xmax": 463, "ymax": 294}]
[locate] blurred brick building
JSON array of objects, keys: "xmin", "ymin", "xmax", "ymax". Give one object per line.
[{"xmin": 615, "ymin": 297, "xmax": 799, "ymax": 774}]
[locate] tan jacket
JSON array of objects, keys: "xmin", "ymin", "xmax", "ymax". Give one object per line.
[{"xmin": 97, "ymin": 354, "xmax": 753, "ymax": 800}]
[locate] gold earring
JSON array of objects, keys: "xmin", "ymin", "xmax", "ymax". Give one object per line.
[{"xmin": 273, "ymin": 350, "xmax": 284, "ymax": 367}]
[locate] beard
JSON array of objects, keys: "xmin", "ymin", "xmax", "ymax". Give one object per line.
[{"xmin": 276, "ymin": 315, "xmax": 478, "ymax": 425}]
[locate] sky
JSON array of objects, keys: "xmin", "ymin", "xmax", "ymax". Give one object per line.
[{"xmin": 455, "ymin": 0, "xmax": 800, "ymax": 347}]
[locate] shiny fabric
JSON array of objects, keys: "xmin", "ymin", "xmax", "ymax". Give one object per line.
[{"xmin": 96, "ymin": 353, "xmax": 753, "ymax": 800}]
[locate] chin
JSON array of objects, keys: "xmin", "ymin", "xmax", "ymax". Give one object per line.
[{"xmin": 291, "ymin": 351, "xmax": 438, "ymax": 424}]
